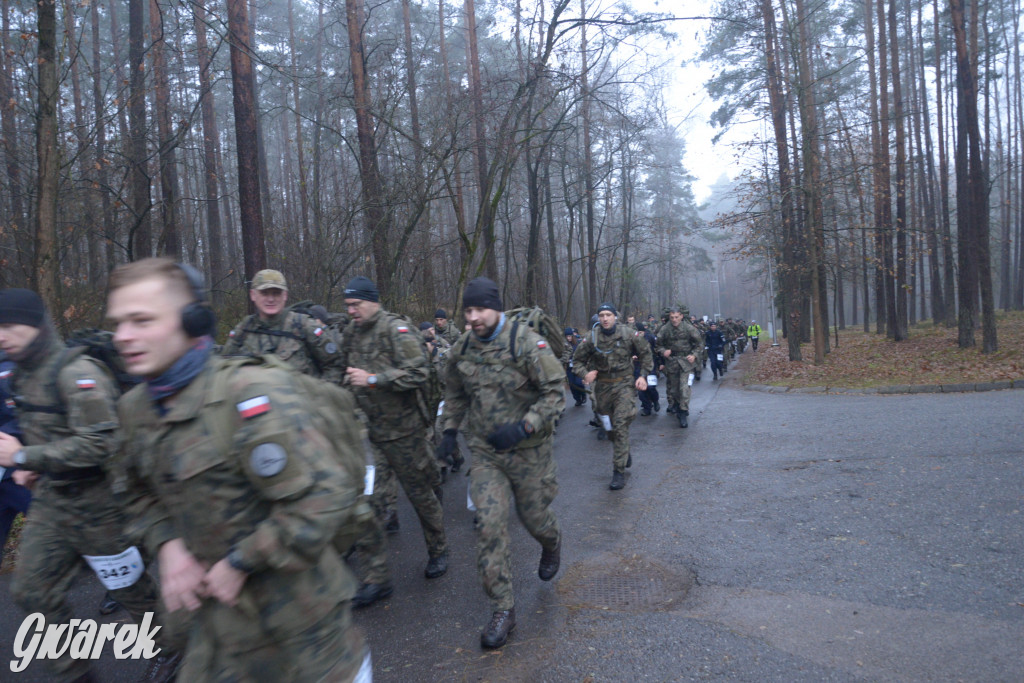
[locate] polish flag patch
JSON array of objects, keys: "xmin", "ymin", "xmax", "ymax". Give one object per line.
[
  {"xmin": 314, "ymin": 327, "xmax": 324, "ymax": 336},
  {"xmin": 229, "ymin": 330, "xmax": 237, "ymax": 337},
  {"xmin": 537, "ymin": 340, "xmax": 547, "ymax": 348},
  {"xmin": 237, "ymin": 395, "xmax": 271, "ymax": 419},
  {"xmin": 397, "ymin": 326, "xmax": 409, "ymax": 333},
  {"xmin": 0, "ymin": 370, "xmax": 11, "ymax": 379},
  {"xmin": 76, "ymin": 379, "xmax": 97, "ymax": 389}
]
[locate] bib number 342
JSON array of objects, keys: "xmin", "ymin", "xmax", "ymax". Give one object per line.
[{"xmin": 82, "ymin": 546, "xmax": 145, "ymax": 591}]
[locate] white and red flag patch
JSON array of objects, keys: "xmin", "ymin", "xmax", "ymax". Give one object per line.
[
  {"xmin": 397, "ymin": 326, "xmax": 409, "ymax": 333},
  {"xmin": 76, "ymin": 379, "xmax": 97, "ymax": 389},
  {"xmin": 0, "ymin": 370, "xmax": 11, "ymax": 379},
  {"xmin": 237, "ymin": 395, "xmax": 271, "ymax": 419},
  {"xmin": 229, "ymin": 330, "xmax": 237, "ymax": 338},
  {"xmin": 536, "ymin": 340, "xmax": 547, "ymax": 348},
  {"xmin": 314, "ymin": 327, "xmax": 324, "ymax": 336}
]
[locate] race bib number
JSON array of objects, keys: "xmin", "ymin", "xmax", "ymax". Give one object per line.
[
  {"xmin": 364, "ymin": 465, "xmax": 376, "ymax": 496},
  {"xmin": 436, "ymin": 400, "xmax": 445, "ymax": 417},
  {"xmin": 647, "ymin": 374, "xmax": 658, "ymax": 387},
  {"xmin": 82, "ymin": 546, "xmax": 145, "ymax": 591},
  {"xmin": 599, "ymin": 414, "xmax": 613, "ymax": 431},
  {"xmin": 687, "ymin": 373, "xmax": 694, "ymax": 387},
  {"xmin": 717, "ymin": 354, "xmax": 724, "ymax": 361}
]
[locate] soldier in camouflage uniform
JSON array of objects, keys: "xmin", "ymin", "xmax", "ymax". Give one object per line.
[
  {"xmin": 107, "ymin": 258, "xmax": 369, "ymax": 682},
  {"xmin": 221, "ymin": 269, "xmax": 344, "ymax": 382},
  {"xmin": 434, "ymin": 308, "xmax": 461, "ymax": 346},
  {"xmin": 572, "ymin": 303, "xmax": 653, "ymax": 490},
  {"xmin": 0, "ymin": 288, "xmax": 181, "ymax": 683},
  {"xmin": 437, "ymin": 277, "xmax": 564, "ymax": 649},
  {"xmin": 341, "ymin": 277, "xmax": 448, "ymax": 608},
  {"xmin": 656, "ymin": 306, "xmax": 704, "ymax": 428}
]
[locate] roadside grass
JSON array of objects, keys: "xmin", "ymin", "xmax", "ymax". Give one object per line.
[{"xmin": 745, "ymin": 310, "xmax": 1024, "ymax": 388}]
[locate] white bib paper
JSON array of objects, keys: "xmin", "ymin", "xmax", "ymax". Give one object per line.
[
  {"xmin": 82, "ymin": 546, "xmax": 145, "ymax": 591},
  {"xmin": 647, "ymin": 374, "xmax": 658, "ymax": 387},
  {"xmin": 436, "ymin": 400, "xmax": 445, "ymax": 417},
  {"xmin": 467, "ymin": 482, "xmax": 477, "ymax": 511},
  {"xmin": 717, "ymin": 354, "xmax": 724, "ymax": 361},
  {"xmin": 364, "ymin": 465, "xmax": 376, "ymax": 496},
  {"xmin": 687, "ymin": 373, "xmax": 694, "ymax": 387},
  {"xmin": 599, "ymin": 414, "xmax": 613, "ymax": 431},
  {"xmin": 354, "ymin": 651, "xmax": 373, "ymax": 683}
]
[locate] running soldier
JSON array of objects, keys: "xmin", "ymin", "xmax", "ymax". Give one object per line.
[
  {"xmin": 572, "ymin": 303, "xmax": 652, "ymax": 490},
  {"xmin": 656, "ymin": 306, "xmax": 704, "ymax": 428}
]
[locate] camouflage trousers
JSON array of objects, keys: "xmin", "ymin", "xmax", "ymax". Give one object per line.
[
  {"xmin": 11, "ymin": 483, "xmax": 172, "ymax": 682},
  {"xmin": 364, "ymin": 430, "xmax": 446, "ymax": 559},
  {"xmin": 180, "ymin": 600, "xmax": 368, "ymax": 682},
  {"xmin": 664, "ymin": 360, "xmax": 694, "ymax": 413},
  {"xmin": 470, "ymin": 438, "xmax": 560, "ymax": 611},
  {"xmin": 594, "ymin": 377, "xmax": 638, "ymax": 473},
  {"xmin": 337, "ymin": 495, "xmax": 390, "ymax": 585}
]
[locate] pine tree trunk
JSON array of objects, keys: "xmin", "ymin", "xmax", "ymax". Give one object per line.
[
  {"xmin": 34, "ymin": 0, "xmax": 59, "ymax": 307},
  {"xmin": 128, "ymin": 0, "xmax": 152, "ymax": 258}
]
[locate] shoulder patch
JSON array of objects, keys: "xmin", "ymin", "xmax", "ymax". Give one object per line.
[
  {"xmin": 0, "ymin": 369, "xmax": 11, "ymax": 379},
  {"xmin": 396, "ymin": 325, "xmax": 409, "ymax": 333},
  {"xmin": 5, "ymin": 398, "xmax": 15, "ymax": 409},
  {"xmin": 314, "ymin": 327, "xmax": 324, "ymax": 337},
  {"xmin": 250, "ymin": 442, "xmax": 287, "ymax": 477},
  {"xmin": 229, "ymin": 330, "xmax": 236, "ymax": 338},
  {"xmin": 76, "ymin": 378, "xmax": 97, "ymax": 389},
  {"xmin": 536, "ymin": 340, "xmax": 547, "ymax": 348},
  {"xmin": 325, "ymin": 342, "xmax": 338, "ymax": 354},
  {"xmin": 237, "ymin": 395, "xmax": 271, "ymax": 419}
]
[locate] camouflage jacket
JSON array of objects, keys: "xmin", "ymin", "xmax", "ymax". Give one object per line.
[
  {"xmin": 116, "ymin": 357, "xmax": 357, "ymax": 651},
  {"xmin": 428, "ymin": 336, "xmax": 451, "ymax": 387},
  {"xmin": 434, "ymin": 322, "xmax": 461, "ymax": 346},
  {"xmin": 340, "ymin": 308, "xmax": 430, "ymax": 442},
  {"xmin": 222, "ymin": 310, "xmax": 344, "ymax": 383},
  {"xmin": 572, "ymin": 325, "xmax": 652, "ymax": 380},
  {"xmin": 443, "ymin": 318, "xmax": 565, "ymax": 449},
  {"xmin": 11, "ymin": 338, "xmax": 119, "ymax": 483},
  {"xmin": 655, "ymin": 320, "xmax": 704, "ymax": 371}
]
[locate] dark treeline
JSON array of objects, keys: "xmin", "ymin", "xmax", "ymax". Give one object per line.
[
  {"xmin": 1, "ymin": 0, "xmax": 723, "ymax": 334},
  {"xmin": 703, "ymin": 0, "xmax": 1019, "ymax": 361}
]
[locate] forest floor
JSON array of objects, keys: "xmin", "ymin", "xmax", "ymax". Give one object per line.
[{"xmin": 744, "ymin": 310, "xmax": 1024, "ymax": 388}]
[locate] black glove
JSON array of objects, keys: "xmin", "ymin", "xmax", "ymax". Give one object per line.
[
  {"xmin": 435, "ymin": 429, "xmax": 458, "ymax": 466},
  {"xmin": 486, "ymin": 421, "xmax": 530, "ymax": 451}
]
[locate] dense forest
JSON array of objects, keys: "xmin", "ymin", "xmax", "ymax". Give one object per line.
[{"xmin": 0, "ymin": 0, "xmax": 1019, "ymax": 362}]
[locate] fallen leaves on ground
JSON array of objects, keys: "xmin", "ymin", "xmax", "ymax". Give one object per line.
[{"xmin": 745, "ymin": 311, "xmax": 1024, "ymax": 388}]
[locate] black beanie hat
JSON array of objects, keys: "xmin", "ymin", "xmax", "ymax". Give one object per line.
[
  {"xmin": 419, "ymin": 321, "xmax": 433, "ymax": 331},
  {"xmin": 597, "ymin": 302, "xmax": 617, "ymax": 316},
  {"xmin": 462, "ymin": 277, "xmax": 502, "ymax": 311},
  {"xmin": 434, "ymin": 309, "xmax": 447, "ymax": 319},
  {"xmin": 343, "ymin": 276, "xmax": 379, "ymax": 302},
  {"xmin": 0, "ymin": 288, "xmax": 45, "ymax": 327}
]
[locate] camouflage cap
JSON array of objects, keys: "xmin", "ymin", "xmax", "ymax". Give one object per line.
[{"xmin": 251, "ymin": 269, "xmax": 288, "ymax": 291}]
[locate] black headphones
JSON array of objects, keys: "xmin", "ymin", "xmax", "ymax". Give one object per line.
[{"xmin": 176, "ymin": 263, "xmax": 217, "ymax": 338}]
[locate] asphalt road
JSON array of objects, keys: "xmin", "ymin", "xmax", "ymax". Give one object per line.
[{"xmin": 3, "ymin": 353, "xmax": 1022, "ymax": 681}]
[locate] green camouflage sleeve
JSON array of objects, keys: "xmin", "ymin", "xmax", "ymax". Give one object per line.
[
  {"xmin": 375, "ymin": 321, "xmax": 429, "ymax": 391},
  {"xmin": 299, "ymin": 315, "xmax": 345, "ymax": 383},
  {"xmin": 571, "ymin": 338, "xmax": 595, "ymax": 379},
  {"xmin": 221, "ymin": 318, "xmax": 249, "ymax": 356},
  {"xmin": 19, "ymin": 358, "xmax": 119, "ymax": 473},
  {"xmin": 228, "ymin": 367, "xmax": 354, "ymax": 573},
  {"xmin": 523, "ymin": 338, "xmax": 567, "ymax": 432},
  {"xmin": 441, "ymin": 351, "xmax": 469, "ymax": 432}
]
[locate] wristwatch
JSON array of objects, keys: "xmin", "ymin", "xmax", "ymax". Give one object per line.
[
  {"xmin": 367, "ymin": 374, "xmax": 378, "ymax": 387},
  {"xmin": 13, "ymin": 449, "xmax": 26, "ymax": 466}
]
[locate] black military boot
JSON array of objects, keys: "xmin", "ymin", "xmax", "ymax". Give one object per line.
[
  {"xmin": 653, "ymin": 400, "xmax": 661, "ymax": 412},
  {"xmin": 385, "ymin": 509, "xmax": 400, "ymax": 534},
  {"xmin": 677, "ymin": 410, "xmax": 688, "ymax": 428},
  {"xmin": 353, "ymin": 581, "xmax": 394, "ymax": 608},
  {"xmin": 481, "ymin": 609, "xmax": 516, "ymax": 649},
  {"xmin": 609, "ymin": 471, "xmax": 625, "ymax": 490},
  {"xmin": 98, "ymin": 592, "xmax": 121, "ymax": 615},
  {"xmin": 425, "ymin": 552, "xmax": 449, "ymax": 579},
  {"xmin": 666, "ymin": 404, "xmax": 677, "ymax": 414},
  {"xmin": 538, "ymin": 538, "xmax": 561, "ymax": 581},
  {"xmin": 640, "ymin": 406, "xmax": 651, "ymax": 417},
  {"xmin": 626, "ymin": 453, "xmax": 633, "ymax": 468},
  {"xmin": 451, "ymin": 452, "xmax": 465, "ymax": 473}
]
